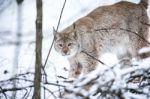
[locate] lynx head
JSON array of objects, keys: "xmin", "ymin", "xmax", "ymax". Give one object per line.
[{"xmin": 53, "ymin": 26, "xmax": 79, "ymax": 57}]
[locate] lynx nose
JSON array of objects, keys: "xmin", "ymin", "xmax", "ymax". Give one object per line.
[{"xmin": 62, "ymin": 47, "xmax": 69, "ymax": 55}]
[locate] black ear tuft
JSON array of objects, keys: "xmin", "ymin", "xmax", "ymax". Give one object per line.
[
  {"xmin": 54, "ymin": 33, "xmax": 61, "ymax": 40},
  {"xmin": 71, "ymin": 31, "xmax": 77, "ymax": 39},
  {"xmin": 53, "ymin": 27, "xmax": 59, "ymax": 40},
  {"xmin": 74, "ymin": 31, "xmax": 77, "ymax": 39},
  {"xmin": 53, "ymin": 27, "xmax": 57, "ymax": 36}
]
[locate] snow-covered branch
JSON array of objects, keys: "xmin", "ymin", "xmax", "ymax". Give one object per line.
[{"xmin": 62, "ymin": 57, "xmax": 150, "ymax": 99}]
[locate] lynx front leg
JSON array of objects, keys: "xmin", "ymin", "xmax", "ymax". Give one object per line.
[
  {"xmin": 68, "ymin": 58, "xmax": 81, "ymax": 79},
  {"xmin": 77, "ymin": 51, "xmax": 97, "ymax": 75}
]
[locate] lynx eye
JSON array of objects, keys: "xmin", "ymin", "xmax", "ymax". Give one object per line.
[
  {"xmin": 68, "ymin": 43, "xmax": 72, "ymax": 46},
  {"xmin": 59, "ymin": 44, "xmax": 63, "ymax": 47}
]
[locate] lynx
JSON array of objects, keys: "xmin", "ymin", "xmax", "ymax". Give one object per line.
[{"xmin": 54, "ymin": 0, "xmax": 149, "ymax": 78}]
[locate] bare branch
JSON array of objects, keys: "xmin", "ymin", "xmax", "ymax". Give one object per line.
[
  {"xmin": 95, "ymin": 27, "xmax": 150, "ymax": 45},
  {"xmin": 43, "ymin": 0, "xmax": 67, "ymax": 69},
  {"xmin": 42, "ymin": 86, "xmax": 57, "ymax": 99},
  {"xmin": 0, "ymin": 85, "xmax": 34, "ymax": 93},
  {"xmin": 0, "ymin": 87, "xmax": 7, "ymax": 99},
  {"xmin": 82, "ymin": 51, "xmax": 106, "ymax": 65},
  {"xmin": 119, "ymin": 28, "xmax": 150, "ymax": 45},
  {"xmin": 141, "ymin": 21, "xmax": 150, "ymax": 26},
  {"xmin": 0, "ymin": 40, "xmax": 35, "ymax": 46}
]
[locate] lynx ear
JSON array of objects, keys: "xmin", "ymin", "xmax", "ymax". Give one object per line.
[
  {"xmin": 70, "ymin": 31, "xmax": 77, "ymax": 39},
  {"xmin": 53, "ymin": 27, "xmax": 61, "ymax": 40},
  {"xmin": 53, "ymin": 27, "xmax": 57, "ymax": 36}
]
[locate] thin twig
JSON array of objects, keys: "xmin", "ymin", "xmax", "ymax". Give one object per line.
[
  {"xmin": 82, "ymin": 50, "xmax": 116, "ymax": 76},
  {"xmin": 42, "ymin": 86, "xmax": 57, "ymax": 99},
  {"xmin": 141, "ymin": 21, "xmax": 150, "ymax": 26},
  {"xmin": 44, "ymin": 82, "xmax": 66, "ymax": 87},
  {"xmin": 0, "ymin": 85, "xmax": 34, "ymax": 93},
  {"xmin": 41, "ymin": 66, "xmax": 48, "ymax": 83},
  {"xmin": 0, "ymin": 87, "xmax": 7, "ymax": 99},
  {"xmin": 82, "ymin": 51, "xmax": 106, "ymax": 65},
  {"xmin": 0, "ymin": 77, "xmax": 66, "ymax": 89},
  {"xmin": 24, "ymin": 87, "xmax": 32, "ymax": 99},
  {"xmin": 0, "ymin": 40, "xmax": 35, "ymax": 46},
  {"xmin": 43, "ymin": 0, "xmax": 67, "ymax": 69},
  {"xmin": 42, "ymin": 0, "xmax": 67, "ymax": 97},
  {"xmin": 95, "ymin": 27, "xmax": 150, "ymax": 45},
  {"xmin": 21, "ymin": 88, "xmax": 28, "ymax": 99},
  {"xmin": 119, "ymin": 28, "xmax": 150, "ymax": 45}
]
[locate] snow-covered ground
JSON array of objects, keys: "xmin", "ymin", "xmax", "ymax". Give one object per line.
[{"xmin": 0, "ymin": 0, "xmax": 150, "ymax": 98}]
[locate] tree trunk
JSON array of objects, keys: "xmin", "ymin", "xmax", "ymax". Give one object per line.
[{"xmin": 32, "ymin": 0, "xmax": 42, "ymax": 98}]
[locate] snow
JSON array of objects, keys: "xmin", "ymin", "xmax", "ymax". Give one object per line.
[
  {"xmin": 63, "ymin": 56, "xmax": 150, "ymax": 99},
  {"xmin": 0, "ymin": 0, "xmax": 150, "ymax": 99},
  {"xmin": 99, "ymin": 52, "xmax": 118, "ymax": 67},
  {"xmin": 139, "ymin": 47, "xmax": 150, "ymax": 54}
]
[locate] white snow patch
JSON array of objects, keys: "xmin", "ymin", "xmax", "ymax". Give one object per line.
[{"xmin": 139, "ymin": 47, "xmax": 150, "ymax": 54}]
